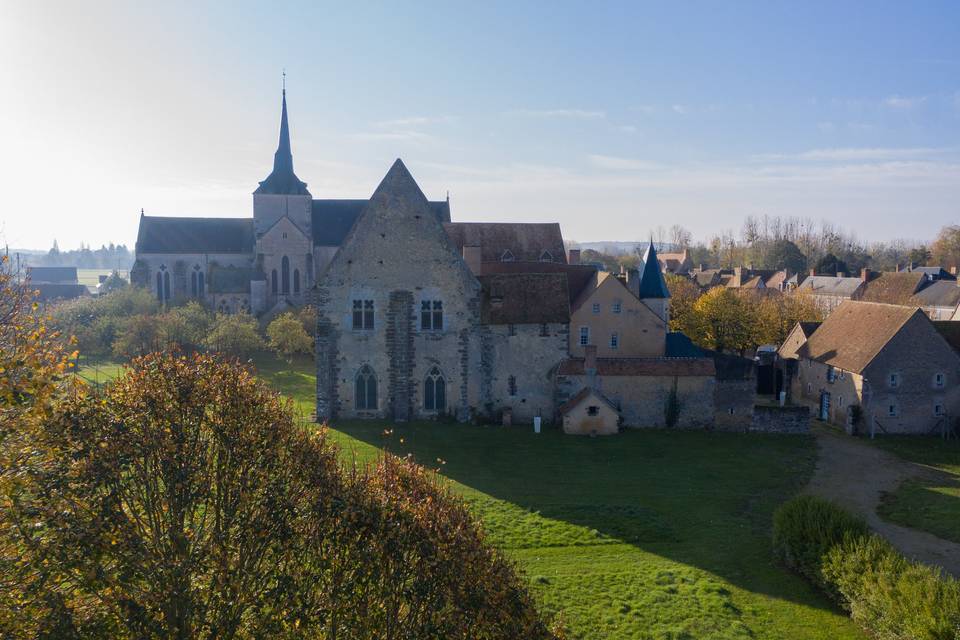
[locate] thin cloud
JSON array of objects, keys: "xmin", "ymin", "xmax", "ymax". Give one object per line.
[
  {"xmin": 373, "ymin": 115, "xmax": 457, "ymax": 127},
  {"xmin": 350, "ymin": 130, "xmax": 432, "ymax": 142},
  {"xmin": 671, "ymin": 104, "xmax": 689, "ymax": 115},
  {"xmin": 883, "ymin": 94, "xmax": 927, "ymax": 109},
  {"xmin": 587, "ymin": 154, "xmax": 663, "ymax": 171},
  {"xmin": 507, "ymin": 108, "xmax": 606, "ymax": 119},
  {"xmin": 753, "ymin": 147, "xmax": 950, "ymax": 162}
]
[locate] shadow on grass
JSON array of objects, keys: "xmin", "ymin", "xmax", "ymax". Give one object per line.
[
  {"xmin": 332, "ymin": 419, "xmax": 843, "ymax": 614},
  {"xmin": 879, "ymin": 475, "xmax": 960, "ymax": 544}
]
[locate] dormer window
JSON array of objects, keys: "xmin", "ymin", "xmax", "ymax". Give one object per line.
[
  {"xmin": 539, "ymin": 250, "xmax": 553, "ymax": 262},
  {"xmin": 500, "ymin": 250, "xmax": 515, "ymax": 262}
]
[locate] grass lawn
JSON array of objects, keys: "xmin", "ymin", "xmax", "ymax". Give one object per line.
[
  {"xmin": 79, "ymin": 352, "xmax": 864, "ymax": 639},
  {"xmin": 873, "ymin": 436, "xmax": 960, "ymax": 544}
]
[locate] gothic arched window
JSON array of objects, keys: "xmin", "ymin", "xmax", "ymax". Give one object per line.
[
  {"xmin": 355, "ymin": 366, "xmax": 377, "ymax": 411},
  {"xmin": 293, "ymin": 269, "xmax": 300, "ymax": 295},
  {"xmin": 281, "ymin": 256, "xmax": 290, "ymax": 295},
  {"xmin": 424, "ymin": 366, "xmax": 446, "ymax": 412},
  {"xmin": 271, "ymin": 269, "xmax": 278, "ymax": 294},
  {"xmin": 163, "ymin": 271, "xmax": 171, "ymax": 302},
  {"xmin": 156, "ymin": 272, "xmax": 163, "ymax": 302},
  {"xmin": 198, "ymin": 271, "xmax": 205, "ymax": 297},
  {"xmin": 191, "ymin": 271, "xmax": 198, "ymax": 296}
]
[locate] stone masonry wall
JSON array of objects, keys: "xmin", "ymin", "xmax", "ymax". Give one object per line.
[{"xmin": 750, "ymin": 405, "xmax": 810, "ymax": 433}]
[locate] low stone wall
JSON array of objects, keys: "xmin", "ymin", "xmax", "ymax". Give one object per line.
[{"xmin": 749, "ymin": 405, "xmax": 810, "ymax": 434}]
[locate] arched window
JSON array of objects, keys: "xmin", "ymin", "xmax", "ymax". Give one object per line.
[
  {"xmin": 539, "ymin": 250, "xmax": 553, "ymax": 262},
  {"xmin": 501, "ymin": 250, "xmax": 515, "ymax": 262},
  {"xmin": 271, "ymin": 269, "xmax": 278, "ymax": 294},
  {"xmin": 355, "ymin": 366, "xmax": 377, "ymax": 411},
  {"xmin": 198, "ymin": 271, "xmax": 205, "ymax": 297},
  {"xmin": 305, "ymin": 253, "xmax": 313, "ymax": 286},
  {"xmin": 163, "ymin": 272, "xmax": 171, "ymax": 302},
  {"xmin": 293, "ymin": 269, "xmax": 300, "ymax": 295},
  {"xmin": 191, "ymin": 271, "xmax": 198, "ymax": 296},
  {"xmin": 281, "ymin": 256, "xmax": 290, "ymax": 295},
  {"xmin": 156, "ymin": 272, "xmax": 164, "ymax": 302},
  {"xmin": 424, "ymin": 366, "xmax": 446, "ymax": 412}
]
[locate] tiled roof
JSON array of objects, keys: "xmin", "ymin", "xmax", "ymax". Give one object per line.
[
  {"xmin": 856, "ymin": 272, "xmax": 926, "ymax": 305},
  {"xmin": 443, "ymin": 222, "xmax": 566, "ymax": 264},
  {"xmin": 797, "ymin": 300, "xmax": 919, "ymax": 373},
  {"xmin": 557, "ymin": 387, "xmax": 620, "ymax": 415},
  {"xmin": 557, "ymin": 357, "xmax": 716, "ymax": 377},
  {"xmin": 26, "ymin": 266, "xmax": 78, "ymax": 284},
  {"xmin": 910, "ymin": 266, "xmax": 956, "ymax": 281},
  {"xmin": 798, "ymin": 321, "xmax": 822, "ymax": 337},
  {"xmin": 478, "ymin": 261, "xmax": 598, "ymax": 304},
  {"xmin": 911, "ymin": 280, "xmax": 960, "ymax": 309},
  {"xmin": 312, "ymin": 199, "xmax": 450, "ymax": 246},
  {"xmin": 692, "ymin": 269, "xmax": 721, "ymax": 288},
  {"xmin": 477, "ymin": 273, "xmax": 570, "ymax": 324},
  {"xmin": 136, "ymin": 216, "xmax": 255, "ymax": 254},
  {"xmin": 797, "ymin": 275, "xmax": 864, "ymax": 297}
]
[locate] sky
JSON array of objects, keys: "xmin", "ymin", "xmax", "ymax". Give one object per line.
[{"xmin": 1, "ymin": 1, "xmax": 959, "ymax": 251}]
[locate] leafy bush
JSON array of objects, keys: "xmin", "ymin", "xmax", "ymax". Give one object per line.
[
  {"xmin": 1, "ymin": 352, "xmax": 564, "ymax": 639},
  {"xmin": 772, "ymin": 495, "xmax": 868, "ymax": 591},
  {"xmin": 773, "ymin": 495, "xmax": 960, "ymax": 639},
  {"xmin": 203, "ymin": 312, "xmax": 265, "ymax": 358},
  {"xmin": 267, "ymin": 312, "xmax": 313, "ymax": 361}
]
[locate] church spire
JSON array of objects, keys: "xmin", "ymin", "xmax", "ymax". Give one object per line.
[{"xmin": 254, "ymin": 76, "xmax": 310, "ymax": 196}]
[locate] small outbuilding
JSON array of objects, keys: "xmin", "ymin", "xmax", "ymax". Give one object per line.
[{"xmin": 558, "ymin": 387, "xmax": 620, "ymax": 436}]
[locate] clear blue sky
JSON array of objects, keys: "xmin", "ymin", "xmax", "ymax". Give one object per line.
[{"xmin": 1, "ymin": 1, "xmax": 958, "ymax": 250}]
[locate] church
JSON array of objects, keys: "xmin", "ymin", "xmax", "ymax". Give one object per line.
[{"xmin": 133, "ymin": 89, "xmax": 721, "ymax": 431}]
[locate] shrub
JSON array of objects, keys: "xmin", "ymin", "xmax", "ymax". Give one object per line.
[
  {"xmin": 1, "ymin": 352, "xmax": 564, "ymax": 639},
  {"xmin": 267, "ymin": 312, "xmax": 313, "ymax": 361},
  {"xmin": 774, "ymin": 495, "xmax": 960, "ymax": 639},
  {"xmin": 204, "ymin": 312, "xmax": 264, "ymax": 358},
  {"xmin": 772, "ymin": 495, "xmax": 868, "ymax": 592}
]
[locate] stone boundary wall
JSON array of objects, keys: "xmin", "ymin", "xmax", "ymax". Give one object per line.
[{"xmin": 749, "ymin": 405, "xmax": 810, "ymax": 434}]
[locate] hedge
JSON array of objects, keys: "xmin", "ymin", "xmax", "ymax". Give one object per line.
[{"xmin": 773, "ymin": 495, "xmax": 960, "ymax": 640}]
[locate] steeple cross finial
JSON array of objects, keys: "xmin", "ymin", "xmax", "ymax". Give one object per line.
[{"xmin": 282, "ymin": 69, "xmax": 286, "ymax": 95}]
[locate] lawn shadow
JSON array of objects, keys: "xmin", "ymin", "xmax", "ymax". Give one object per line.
[{"xmin": 333, "ymin": 419, "xmax": 846, "ymax": 615}]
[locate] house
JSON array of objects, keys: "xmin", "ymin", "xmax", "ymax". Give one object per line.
[
  {"xmin": 781, "ymin": 300, "xmax": 960, "ymax": 435},
  {"xmin": 25, "ymin": 266, "xmax": 88, "ymax": 303},
  {"xmin": 558, "ymin": 386, "xmax": 621, "ymax": 435},
  {"xmin": 853, "ymin": 270, "xmax": 960, "ymax": 321},
  {"xmin": 911, "ymin": 280, "xmax": 960, "ymax": 321},
  {"xmin": 657, "ymin": 248, "xmax": 692, "ymax": 275},
  {"xmin": 795, "ymin": 272, "xmax": 866, "ymax": 312},
  {"xmin": 855, "ymin": 271, "xmax": 926, "ymax": 305}
]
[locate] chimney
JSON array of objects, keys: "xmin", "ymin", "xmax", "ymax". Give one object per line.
[
  {"xmin": 462, "ymin": 246, "xmax": 481, "ymax": 275},
  {"xmin": 836, "ymin": 271, "xmax": 845, "ymax": 279},
  {"xmin": 626, "ymin": 267, "xmax": 641, "ymax": 298},
  {"xmin": 951, "ymin": 266, "xmax": 957, "ymax": 276},
  {"xmin": 584, "ymin": 344, "xmax": 597, "ymax": 375},
  {"xmin": 861, "ymin": 268, "xmax": 869, "ymax": 282},
  {"xmin": 568, "ymin": 248, "xmax": 581, "ymax": 265}
]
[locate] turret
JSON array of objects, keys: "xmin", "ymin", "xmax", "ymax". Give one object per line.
[{"xmin": 638, "ymin": 242, "xmax": 671, "ymax": 324}]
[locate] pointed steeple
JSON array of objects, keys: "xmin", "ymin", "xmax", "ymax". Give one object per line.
[
  {"xmin": 638, "ymin": 241, "xmax": 671, "ymax": 298},
  {"xmin": 255, "ymin": 82, "xmax": 310, "ymax": 195}
]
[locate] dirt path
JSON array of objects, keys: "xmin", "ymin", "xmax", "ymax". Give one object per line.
[{"xmin": 805, "ymin": 426, "xmax": 960, "ymax": 577}]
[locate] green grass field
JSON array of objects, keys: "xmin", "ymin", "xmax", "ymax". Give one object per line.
[
  {"xmin": 79, "ymin": 353, "xmax": 863, "ymax": 639},
  {"xmin": 874, "ymin": 437, "xmax": 960, "ymax": 544}
]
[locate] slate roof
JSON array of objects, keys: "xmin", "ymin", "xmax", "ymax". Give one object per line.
[
  {"xmin": 856, "ymin": 272, "xmax": 926, "ymax": 305},
  {"xmin": 136, "ymin": 216, "xmax": 255, "ymax": 254},
  {"xmin": 557, "ymin": 357, "xmax": 716, "ymax": 377},
  {"xmin": 26, "ymin": 266, "xmax": 78, "ymax": 284},
  {"xmin": 910, "ymin": 280, "xmax": 960, "ymax": 309},
  {"xmin": 934, "ymin": 322, "xmax": 960, "ymax": 354},
  {"xmin": 665, "ymin": 332, "xmax": 706, "ymax": 357},
  {"xmin": 796, "ymin": 275, "xmax": 864, "ymax": 298},
  {"xmin": 477, "ymin": 273, "xmax": 570, "ymax": 324},
  {"xmin": 30, "ymin": 283, "xmax": 89, "ymax": 301},
  {"xmin": 443, "ymin": 222, "xmax": 566, "ymax": 264},
  {"xmin": 639, "ymin": 243, "xmax": 670, "ymax": 298},
  {"xmin": 207, "ymin": 265, "xmax": 253, "ymax": 294},
  {"xmin": 312, "ymin": 199, "xmax": 450, "ymax": 246},
  {"xmin": 557, "ymin": 387, "xmax": 620, "ymax": 415},
  {"xmin": 254, "ymin": 91, "xmax": 310, "ymax": 196},
  {"xmin": 796, "ymin": 301, "xmax": 920, "ymax": 373},
  {"xmin": 910, "ymin": 266, "xmax": 956, "ymax": 281}
]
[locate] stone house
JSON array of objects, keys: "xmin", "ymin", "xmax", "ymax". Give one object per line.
[
  {"xmin": 795, "ymin": 273, "xmax": 866, "ymax": 313},
  {"xmin": 558, "ymin": 386, "xmax": 621, "ymax": 435},
  {"xmin": 657, "ymin": 248, "xmax": 692, "ymax": 275},
  {"xmin": 781, "ymin": 300, "xmax": 960, "ymax": 435}
]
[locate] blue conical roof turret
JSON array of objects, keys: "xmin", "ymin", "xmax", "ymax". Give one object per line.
[{"xmin": 638, "ymin": 242, "xmax": 671, "ymax": 298}]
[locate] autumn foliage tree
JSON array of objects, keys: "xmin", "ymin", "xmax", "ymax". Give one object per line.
[
  {"xmin": 266, "ymin": 312, "xmax": 313, "ymax": 361},
  {"xmin": 0, "ymin": 347, "xmax": 563, "ymax": 638}
]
